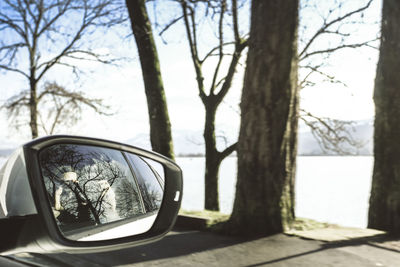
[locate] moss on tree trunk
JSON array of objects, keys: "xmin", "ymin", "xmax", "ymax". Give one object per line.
[
  {"xmin": 368, "ymin": 0, "xmax": 400, "ymax": 236},
  {"xmin": 224, "ymin": 0, "xmax": 299, "ymax": 236}
]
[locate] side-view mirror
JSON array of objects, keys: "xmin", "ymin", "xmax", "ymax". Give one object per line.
[{"xmin": 0, "ymin": 135, "xmax": 182, "ymax": 254}]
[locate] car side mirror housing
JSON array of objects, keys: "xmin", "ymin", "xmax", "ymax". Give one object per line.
[{"xmin": 0, "ymin": 135, "xmax": 182, "ymax": 254}]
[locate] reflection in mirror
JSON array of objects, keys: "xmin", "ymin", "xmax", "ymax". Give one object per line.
[{"xmin": 38, "ymin": 144, "xmax": 165, "ymax": 241}]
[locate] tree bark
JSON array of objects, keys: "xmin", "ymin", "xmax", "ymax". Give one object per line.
[
  {"xmin": 126, "ymin": 0, "xmax": 175, "ymax": 160},
  {"xmin": 225, "ymin": 0, "xmax": 299, "ymax": 236},
  {"xmin": 29, "ymin": 39, "xmax": 38, "ymax": 139},
  {"xmin": 282, "ymin": 78, "xmax": 299, "ymax": 227},
  {"xmin": 204, "ymin": 99, "xmax": 221, "ymax": 211},
  {"xmin": 29, "ymin": 79, "xmax": 39, "ymax": 139},
  {"xmin": 368, "ymin": 0, "xmax": 400, "ymax": 235}
]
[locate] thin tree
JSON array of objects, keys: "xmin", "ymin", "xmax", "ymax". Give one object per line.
[
  {"xmin": 368, "ymin": 0, "xmax": 400, "ymax": 235},
  {"xmin": 177, "ymin": 0, "xmax": 245, "ymax": 211},
  {"xmin": 125, "ymin": 0, "xmax": 175, "ymax": 160},
  {"xmin": 0, "ymin": 0, "xmax": 125, "ymax": 139},
  {"xmin": 224, "ymin": 0, "xmax": 299, "ymax": 236}
]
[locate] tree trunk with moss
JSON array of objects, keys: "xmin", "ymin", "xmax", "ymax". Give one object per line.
[
  {"xmin": 29, "ymin": 78, "xmax": 39, "ymax": 139},
  {"xmin": 126, "ymin": 0, "xmax": 175, "ymax": 160},
  {"xmin": 368, "ymin": 0, "xmax": 400, "ymax": 236},
  {"xmin": 225, "ymin": 0, "xmax": 299, "ymax": 236},
  {"xmin": 204, "ymin": 100, "xmax": 222, "ymax": 211}
]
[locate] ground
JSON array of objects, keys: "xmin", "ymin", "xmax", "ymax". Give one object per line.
[{"xmin": 11, "ymin": 215, "xmax": 400, "ymax": 266}]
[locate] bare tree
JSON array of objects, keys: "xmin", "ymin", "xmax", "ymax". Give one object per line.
[
  {"xmin": 165, "ymin": 0, "xmax": 246, "ymax": 211},
  {"xmin": 0, "ymin": 0, "xmax": 126, "ymax": 138}
]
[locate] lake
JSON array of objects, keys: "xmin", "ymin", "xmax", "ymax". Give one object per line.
[
  {"xmin": 0, "ymin": 156, "xmax": 374, "ymax": 228},
  {"xmin": 176, "ymin": 156, "xmax": 374, "ymax": 229}
]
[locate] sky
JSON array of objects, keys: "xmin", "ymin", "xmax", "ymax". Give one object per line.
[{"xmin": 0, "ymin": 0, "xmax": 381, "ymax": 149}]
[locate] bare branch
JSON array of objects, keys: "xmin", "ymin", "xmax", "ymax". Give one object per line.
[
  {"xmin": 299, "ymin": 64, "xmax": 348, "ymax": 88},
  {"xmin": 300, "ymin": 38, "xmax": 379, "ymax": 60},
  {"xmin": 0, "ymin": 64, "xmax": 29, "ymax": 78},
  {"xmin": 232, "ymin": 0, "xmax": 240, "ymax": 42},
  {"xmin": 210, "ymin": 0, "xmax": 226, "ymax": 95},
  {"xmin": 200, "ymin": 41, "xmax": 235, "ymax": 63},
  {"xmin": 180, "ymin": 0, "xmax": 207, "ymax": 101},
  {"xmin": 299, "ymin": 0, "xmax": 373, "ymax": 58},
  {"xmin": 37, "ymin": 0, "xmax": 72, "ymax": 37},
  {"xmin": 219, "ymin": 142, "xmax": 237, "ymax": 160},
  {"xmin": 158, "ymin": 15, "xmax": 184, "ymax": 37},
  {"xmin": 300, "ymin": 109, "xmax": 366, "ymax": 155},
  {"xmin": 215, "ymin": 38, "xmax": 247, "ymax": 103}
]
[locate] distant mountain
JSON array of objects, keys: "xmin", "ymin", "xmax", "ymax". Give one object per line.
[
  {"xmin": 126, "ymin": 120, "xmax": 373, "ymax": 157},
  {"xmin": 0, "ymin": 120, "xmax": 374, "ymax": 159}
]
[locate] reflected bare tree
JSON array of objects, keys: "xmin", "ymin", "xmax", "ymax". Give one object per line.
[{"xmin": 40, "ymin": 145, "xmax": 143, "ymax": 230}]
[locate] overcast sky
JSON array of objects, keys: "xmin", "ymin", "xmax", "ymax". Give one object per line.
[{"xmin": 0, "ymin": 0, "xmax": 381, "ymax": 148}]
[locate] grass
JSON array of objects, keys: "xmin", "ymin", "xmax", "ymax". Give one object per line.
[
  {"xmin": 179, "ymin": 209, "xmax": 230, "ymax": 229},
  {"xmin": 288, "ymin": 217, "xmax": 335, "ymax": 231}
]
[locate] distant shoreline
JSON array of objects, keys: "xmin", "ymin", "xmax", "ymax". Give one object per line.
[{"xmin": 176, "ymin": 154, "xmax": 373, "ymax": 158}]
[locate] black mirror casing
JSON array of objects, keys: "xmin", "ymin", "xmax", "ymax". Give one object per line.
[{"xmin": 1, "ymin": 135, "xmax": 182, "ymax": 254}]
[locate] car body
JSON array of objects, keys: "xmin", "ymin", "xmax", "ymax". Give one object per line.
[{"xmin": 0, "ymin": 135, "xmax": 183, "ymax": 266}]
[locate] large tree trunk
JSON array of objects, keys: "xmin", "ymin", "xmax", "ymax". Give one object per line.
[
  {"xmin": 126, "ymin": 0, "xmax": 175, "ymax": 160},
  {"xmin": 368, "ymin": 0, "xmax": 400, "ymax": 235},
  {"xmin": 225, "ymin": 0, "xmax": 299, "ymax": 236}
]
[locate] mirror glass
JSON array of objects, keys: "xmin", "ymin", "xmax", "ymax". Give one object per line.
[{"xmin": 38, "ymin": 144, "xmax": 164, "ymax": 241}]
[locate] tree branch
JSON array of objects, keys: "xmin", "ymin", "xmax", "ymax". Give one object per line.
[
  {"xmin": 300, "ymin": 38, "xmax": 379, "ymax": 60},
  {"xmin": 299, "ymin": 0, "xmax": 373, "ymax": 58},
  {"xmin": 210, "ymin": 0, "xmax": 226, "ymax": 95},
  {"xmin": 0, "ymin": 64, "xmax": 29, "ymax": 78},
  {"xmin": 180, "ymin": 0, "xmax": 207, "ymax": 101},
  {"xmin": 219, "ymin": 142, "xmax": 237, "ymax": 160}
]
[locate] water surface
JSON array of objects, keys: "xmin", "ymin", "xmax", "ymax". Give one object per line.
[{"xmin": 177, "ymin": 156, "xmax": 374, "ymax": 228}]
